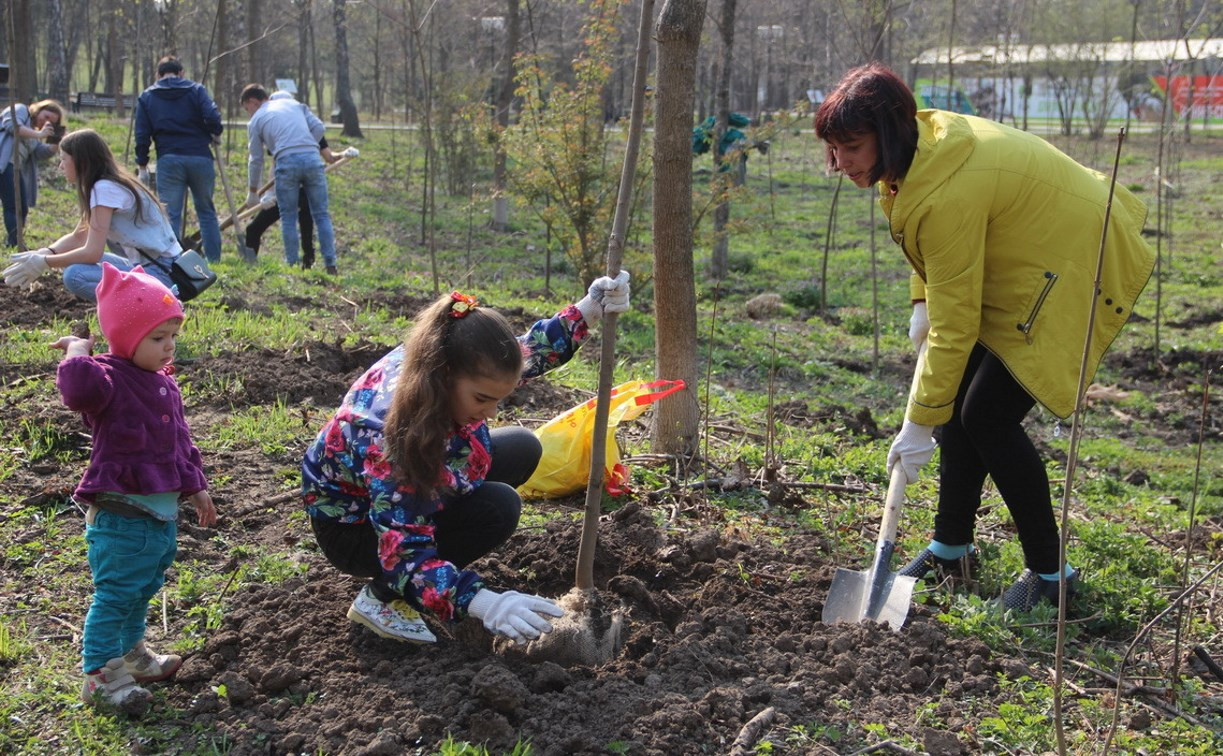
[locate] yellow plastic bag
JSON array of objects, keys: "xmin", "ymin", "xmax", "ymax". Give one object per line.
[{"xmin": 518, "ymin": 379, "xmax": 685, "ymax": 498}]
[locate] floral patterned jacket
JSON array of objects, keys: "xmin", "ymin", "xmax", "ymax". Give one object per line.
[{"xmin": 302, "ymin": 305, "xmax": 590, "ymax": 621}]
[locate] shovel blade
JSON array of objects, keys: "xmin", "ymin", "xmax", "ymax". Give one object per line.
[{"xmin": 822, "ymin": 567, "xmax": 917, "ymax": 630}]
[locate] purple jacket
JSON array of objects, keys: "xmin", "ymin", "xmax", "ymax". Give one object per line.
[{"xmin": 57, "ymin": 354, "xmax": 207, "ymax": 501}]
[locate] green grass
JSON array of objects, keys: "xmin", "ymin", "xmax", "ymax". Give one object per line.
[{"xmin": 1, "ymin": 111, "xmax": 1219, "ymax": 753}]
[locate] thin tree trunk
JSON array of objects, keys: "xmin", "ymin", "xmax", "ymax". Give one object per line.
[
  {"xmin": 710, "ymin": 0, "xmax": 736, "ymax": 281},
  {"xmin": 247, "ymin": 0, "xmax": 263, "ymax": 85},
  {"xmin": 297, "ymin": 1, "xmax": 311, "ymax": 106},
  {"xmin": 652, "ymin": 0, "xmax": 706, "ymax": 457},
  {"xmin": 491, "ymin": 0, "xmax": 520, "ymax": 232},
  {"xmin": 333, "ymin": 0, "xmax": 363, "ymax": 137},
  {"xmin": 47, "ymin": 0, "xmax": 71, "ymax": 105},
  {"xmin": 106, "ymin": 0, "xmax": 125, "ymax": 119}
]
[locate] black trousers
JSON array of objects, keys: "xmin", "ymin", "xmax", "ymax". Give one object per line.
[
  {"xmin": 934, "ymin": 344, "xmax": 1061, "ymax": 573},
  {"xmin": 245, "ymin": 188, "xmax": 315, "ymax": 265},
  {"xmin": 311, "ymin": 426, "xmax": 542, "ymax": 602}
]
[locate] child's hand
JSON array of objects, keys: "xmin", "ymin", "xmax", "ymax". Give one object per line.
[
  {"xmin": 50, "ymin": 334, "xmax": 94, "ymax": 357},
  {"xmin": 185, "ymin": 491, "xmax": 217, "ymax": 528}
]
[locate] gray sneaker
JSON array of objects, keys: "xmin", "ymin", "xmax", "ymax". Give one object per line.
[
  {"xmin": 1002, "ymin": 569, "xmax": 1078, "ymax": 611},
  {"xmin": 82, "ymin": 657, "xmax": 152, "ymax": 716},
  {"xmin": 121, "ymin": 641, "xmax": 182, "ymax": 683},
  {"xmin": 347, "ymin": 585, "xmax": 437, "ymax": 643}
]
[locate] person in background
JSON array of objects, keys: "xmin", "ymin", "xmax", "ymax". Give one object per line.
[
  {"xmin": 240, "ymin": 84, "xmax": 338, "ymax": 274},
  {"xmin": 303, "ymin": 274, "xmax": 630, "ymax": 645},
  {"xmin": 2, "ymin": 129, "xmax": 185, "ymax": 302},
  {"xmin": 0, "ymin": 99, "xmax": 65, "ymax": 247},
  {"xmin": 243, "ymin": 95, "xmax": 357, "ymax": 268},
  {"xmin": 53, "ymin": 263, "xmax": 216, "ymax": 715},
  {"xmin": 135, "ymin": 56, "xmax": 224, "ymax": 263},
  {"xmin": 814, "ymin": 62, "xmax": 1155, "ymax": 611}
]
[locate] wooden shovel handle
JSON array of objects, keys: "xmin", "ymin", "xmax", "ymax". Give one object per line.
[{"xmin": 877, "ymin": 465, "xmax": 908, "ymax": 549}]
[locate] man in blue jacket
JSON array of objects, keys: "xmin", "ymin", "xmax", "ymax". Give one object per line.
[{"xmin": 135, "ymin": 56, "xmax": 224, "ymax": 263}]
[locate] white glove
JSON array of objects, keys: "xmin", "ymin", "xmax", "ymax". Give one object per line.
[
  {"xmin": 341, "ymin": 146, "xmax": 360, "ymax": 158},
  {"xmin": 576, "ymin": 270, "xmax": 631, "ymax": 323},
  {"xmin": 138, "ymin": 167, "xmax": 151, "ymax": 185},
  {"xmin": 259, "ymin": 192, "xmax": 277, "ymax": 210},
  {"xmin": 886, "ymin": 420, "xmax": 937, "ymax": 485},
  {"xmin": 467, "ymin": 589, "xmax": 563, "ymax": 645},
  {"xmin": 245, "ymin": 190, "xmax": 260, "ymax": 208},
  {"xmin": 908, "ymin": 302, "xmax": 929, "ymax": 352},
  {"xmin": 4, "ymin": 250, "xmax": 50, "ymax": 287}
]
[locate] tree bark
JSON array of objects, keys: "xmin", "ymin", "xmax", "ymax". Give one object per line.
[
  {"xmin": 710, "ymin": 0, "xmax": 735, "ymax": 280},
  {"xmin": 651, "ymin": 0, "xmax": 706, "ymax": 457},
  {"xmin": 8, "ymin": 0, "xmax": 35, "ymax": 102},
  {"xmin": 333, "ymin": 0, "xmax": 363, "ymax": 137},
  {"xmin": 247, "ymin": 0, "xmax": 263, "ymax": 85},
  {"xmin": 105, "ymin": 0, "xmax": 124, "ymax": 118},
  {"xmin": 295, "ymin": 0, "xmax": 311, "ymax": 106},
  {"xmin": 491, "ymin": 0, "xmax": 520, "ymax": 232},
  {"xmin": 46, "ymin": 0, "xmax": 71, "ymax": 105}
]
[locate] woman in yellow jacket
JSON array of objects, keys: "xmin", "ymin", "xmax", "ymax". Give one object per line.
[{"xmin": 815, "ymin": 63, "xmax": 1155, "ymax": 610}]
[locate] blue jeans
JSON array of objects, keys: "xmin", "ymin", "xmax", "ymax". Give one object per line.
[
  {"xmin": 63, "ymin": 252, "xmax": 177, "ymax": 303},
  {"xmin": 0, "ymin": 163, "xmax": 30, "ymax": 246},
  {"xmin": 83, "ymin": 509, "xmax": 178, "ymax": 672},
  {"xmin": 156, "ymin": 154, "xmax": 221, "ymax": 262},
  {"xmin": 273, "ymin": 151, "xmax": 335, "ymax": 267}
]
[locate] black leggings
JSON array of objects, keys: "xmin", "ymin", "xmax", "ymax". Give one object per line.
[
  {"xmin": 310, "ymin": 426, "xmax": 542, "ymax": 601},
  {"xmin": 934, "ymin": 344, "xmax": 1061, "ymax": 573},
  {"xmin": 245, "ymin": 188, "xmax": 315, "ymax": 264}
]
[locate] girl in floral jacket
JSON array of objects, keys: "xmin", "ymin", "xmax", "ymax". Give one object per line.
[{"xmin": 304, "ymin": 274, "xmax": 629, "ymax": 644}]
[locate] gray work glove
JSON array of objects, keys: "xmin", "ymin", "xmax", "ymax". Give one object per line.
[
  {"xmin": 576, "ymin": 270, "xmax": 631, "ymax": 323},
  {"xmin": 908, "ymin": 302, "xmax": 929, "ymax": 352},
  {"xmin": 137, "ymin": 167, "xmax": 151, "ymax": 186},
  {"xmin": 341, "ymin": 146, "xmax": 360, "ymax": 158},
  {"xmin": 467, "ymin": 589, "xmax": 563, "ymax": 645},
  {"xmin": 886, "ymin": 420, "xmax": 937, "ymax": 485},
  {"xmin": 4, "ymin": 250, "xmax": 50, "ymax": 287}
]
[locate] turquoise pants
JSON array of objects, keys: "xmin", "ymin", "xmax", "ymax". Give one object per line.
[{"xmin": 82, "ymin": 509, "xmax": 177, "ymax": 672}]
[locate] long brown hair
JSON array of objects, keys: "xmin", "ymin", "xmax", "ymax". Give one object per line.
[
  {"xmin": 59, "ymin": 128, "xmax": 161, "ymax": 225},
  {"xmin": 383, "ymin": 293, "xmax": 524, "ymax": 499}
]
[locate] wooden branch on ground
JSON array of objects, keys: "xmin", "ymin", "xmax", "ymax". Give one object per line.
[{"xmin": 728, "ymin": 706, "xmax": 775, "ymax": 756}]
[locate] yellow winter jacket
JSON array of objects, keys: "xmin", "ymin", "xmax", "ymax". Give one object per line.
[{"xmin": 880, "ymin": 111, "xmax": 1155, "ymax": 425}]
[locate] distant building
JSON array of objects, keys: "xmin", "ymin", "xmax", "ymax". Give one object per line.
[{"xmin": 909, "ymin": 38, "xmax": 1222, "ymax": 124}]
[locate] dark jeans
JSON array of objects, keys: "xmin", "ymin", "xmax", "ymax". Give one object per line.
[
  {"xmin": 311, "ymin": 426, "xmax": 542, "ymax": 602},
  {"xmin": 0, "ymin": 164, "xmax": 29, "ymax": 246},
  {"xmin": 934, "ymin": 344, "xmax": 1060, "ymax": 573},
  {"xmin": 245, "ymin": 188, "xmax": 315, "ymax": 266}
]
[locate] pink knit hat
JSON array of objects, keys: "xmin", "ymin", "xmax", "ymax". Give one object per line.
[{"xmin": 96, "ymin": 262, "xmax": 184, "ymax": 360}]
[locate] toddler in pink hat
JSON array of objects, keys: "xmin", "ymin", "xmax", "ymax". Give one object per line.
[
  {"xmin": 95, "ymin": 262, "xmax": 184, "ymax": 361},
  {"xmin": 51, "ymin": 261, "xmax": 216, "ymax": 715}
]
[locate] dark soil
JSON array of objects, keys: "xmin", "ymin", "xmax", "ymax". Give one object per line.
[{"xmin": 0, "ymin": 278, "xmax": 1200, "ymax": 755}]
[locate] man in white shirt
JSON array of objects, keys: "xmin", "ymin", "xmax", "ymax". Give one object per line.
[{"xmin": 241, "ymin": 84, "xmax": 338, "ymax": 274}]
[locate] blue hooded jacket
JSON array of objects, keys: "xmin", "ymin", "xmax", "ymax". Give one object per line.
[{"xmin": 135, "ymin": 76, "xmax": 223, "ymax": 166}]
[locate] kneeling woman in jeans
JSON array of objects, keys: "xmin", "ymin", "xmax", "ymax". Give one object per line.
[{"xmin": 2, "ymin": 129, "xmax": 186, "ymax": 302}]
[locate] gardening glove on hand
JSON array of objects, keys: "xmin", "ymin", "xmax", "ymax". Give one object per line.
[
  {"xmin": 887, "ymin": 420, "xmax": 937, "ymax": 485},
  {"xmin": 468, "ymin": 589, "xmax": 563, "ymax": 645},
  {"xmin": 341, "ymin": 147, "xmax": 360, "ymax": 158},
  {"xmin": 908, "ymin": 302, "xmax": 930, "ymax": 352},
  {"xmin": 245, "ymin": 190, "xmax": 260, "ymax": 209},
  {"xmin": 137, "ymin": 167, "xmax": 151, "ymax": 185},
  {"xmin": 576, "ymin": 270, "xmax": 631, "ymax": 323},
  {"xmin": 4, "ymin": 250, "xmax": 50, "ymax": 287},
  {"xmin": 259, "ymin": 191, "xmax": 277, "ymax": 210}
]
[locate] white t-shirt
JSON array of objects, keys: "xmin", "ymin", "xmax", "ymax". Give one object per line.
[{"xmin": 88, "ymin": 179, "xmax": 180, "ymax": 260}]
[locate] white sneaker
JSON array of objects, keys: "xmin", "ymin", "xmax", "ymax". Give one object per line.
[
  {"xmin": 121, "ymin": 641, "xmax": 183, "ymax": 683},
  {"xmin": 347, "ymin": 585, "xmax": 437, "ymax": 643},
  {"xmin": 82, "ymin": 657, "xmax": 152, "ymax": 715}
]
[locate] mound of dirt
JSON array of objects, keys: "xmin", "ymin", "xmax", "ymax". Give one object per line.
[{"xmin": 157, "ymin": 501, "xmax": 1017, "ymax": 755}]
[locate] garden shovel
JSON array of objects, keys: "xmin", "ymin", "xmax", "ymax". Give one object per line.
[{"xmin": 822, "ymin": 464, "xmax": 917, "ymax": 629}]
